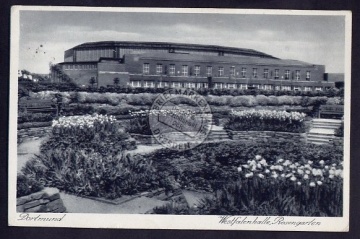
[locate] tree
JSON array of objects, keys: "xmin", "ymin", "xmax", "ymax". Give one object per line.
[{"xmin": 89, "ymin": 77, "xmax": 96, "ymax": 88}]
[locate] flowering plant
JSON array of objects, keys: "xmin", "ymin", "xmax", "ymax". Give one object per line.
[
  {"xmin": 225, "ymin": 109, "xmax": 306, "ymax": 132},
  {"xmin": 42, "ymin": 114, "xmax": 134, "ymax": 156},
  {"xmin": 238, "ymin": 155, "xmax": 343, "ymax": 187}
]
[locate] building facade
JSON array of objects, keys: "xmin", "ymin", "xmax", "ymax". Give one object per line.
[{"xmin": 52, "ymin": 41, "xmax": 334, "ymax": 91}]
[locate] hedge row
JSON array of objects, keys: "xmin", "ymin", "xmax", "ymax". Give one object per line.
[
  {"xmin": 21, "ymin": 81, "xmax": 344, "ymax": 97},
  {"xmin": 28, "ymin": 91, "xmax": 341, "ymax": 108}
]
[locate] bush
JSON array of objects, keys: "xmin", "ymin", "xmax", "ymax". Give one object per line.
[
  {"xmin": 62, "ymin": 104, "xmax": 95, "ymax": 116},
  {"xmin": 255, "ymin": 94, "xmax": 269, "ymax": 106},
  {"xmin": 17, "ymin": 174, "xmax": 44, "ymax": 197},
  {"xmin": 229, "ymin": 96, "xmax": 257, "ymax": 107},
  {"xmin": 335, "ymin": 122, "xmax": 344, "ymax": 137},
  {"xmin": 205, "ymin": 95, "xmax": 232, "ymax": 106},
  {"xmin": 18, "ymin": 121, "xmax": 52, "ymax": 129},
  {"xmin": 18, "ymin": 112, "xmax": 55, "ymax": 123}
]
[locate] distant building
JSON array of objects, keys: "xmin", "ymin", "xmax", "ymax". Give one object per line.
[
  {"xmin": 51, "ymin": 41, "xmax": 335, "ymax": 91},
  {"xmin": 325, "ymin": 73, "xmax": 344, "ymax": 89}
]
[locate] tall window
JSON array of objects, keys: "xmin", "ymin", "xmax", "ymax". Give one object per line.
[
  {"xmin": 241, "ymin": 68, "xmax": 246, "ymax": 78},
  {"xmin": 169, "ymin": 65, "xmax": 175, "ymax": 75},
  {"xmin": 194, "ymin": 65, "xmax": 201, "ymax": 76},
  {"xmin": 131, "ymin": 81, "xmax": 141, "ymax": 88},
  {"xmin": 214, "ymin": 83, "xmax": 223, "ymax": 89},
  {"xmin": 252, "ymin": 68, "xmax": 258, "ymax": 78},
  {"xmin": 172, "ymin": 82, "xmax": 181, "ymax": 88},
  {"xmin": 185, "ymin": 82, "xmax": 196, "ymax": 88},
  {"xmin": 143, "ymin": 63, "xmax": 150, "ymax": 74},
  {"xmin": 239, "ymin": 84, "xmax": 247, "ymax": 90},
  {"xmin": 264, "ymin": 69, "xmax": 269, "ymax": 79},
  {"xmin": 274, "ymin": 69, "xmax": 279, "ymax": 79},
  {"xmin": 156, "ymin": 64, "xmax": 163, "ymax": 75},
  {"xmin": 206, "ymin": 66, "xmax": 212, "ymax": 76},
  {"xmin": 230, "ymin": 67, "xmax": 236, "ymax": 77},
  {"xmin": 295, "ymin": 70, "xmax": 300, "ymax": 80},
  {"xmin": 227, "ymin": 83, "xmax": 236, "ymax": 89},
  {"xmin": 282, "ymin": 86, "xmax": 291, "ymax": 91},
  {"xmin": 182, "ymin": 65, "xmax": 188, "ymax": 76},
  {"xmin": 306, "ymin": 71, "xmax": 311, "ymax": 81},
  {"xmin": 263, "ymin": 85, "xmax": 272, "ymax": 90},
  {"xmin": 218, "ymin": 67, "xmax": 224, "ymax": 77},
  {"xmin": 285, "ymin": 70, "xmax": 290, "ymax": 80},
  {"xmin": 144, "ymin": 81, "xmax": 154, "ymax": 88}
]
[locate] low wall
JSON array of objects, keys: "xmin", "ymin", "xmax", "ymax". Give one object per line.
[
  {"xmin": 228, "ymin": 130, "xmax": 306, "ymax": 143},
  {"xmin": 131, "ymin": 133, "xmax": 158, "ymax": 145},
  {"xmin": 17, "ymin": 187, "xmax": 66, "ymax": 213},
  {"xmin": 18, "ymin": 126, "xmax": 51, "ymax": 143}
]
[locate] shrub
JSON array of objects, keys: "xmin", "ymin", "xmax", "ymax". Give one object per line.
[
  {"xmin": 153, "ymin": 202, "xmax": 191, "ymax": 215},
  {"xmin": 18, "ymin": 112, "xmax": 55, "ymax": 124},
  {"xmin": 335, "ymin": 122, "xmax": 344, "ymax": 137},
  {"xmin": 18, "ymin": 121, "xmax": 52, "ymax": 129},
  {"xmin": 277, "ymin": 95, "xmax": 294, "ymax": 105},
  {"xmin": 267, "ymin": 95, "xmax": 279, "ymax": 106},
  {"xmin": 17, "ymin": 174, "xmax": 44, "ymax": 197},
  {"xmin": 205, "ymin": 95, "xmax": 231, "ymax": 106},
  {"xmin": 125, "ymin": 93, "xmax": 157, "ymax": 106},
  {"xmin": 229, "ymin": 96, "xmax": 257, "ymax": 107},
  {"xmin": 255, "ymin": 95, "xmax": 269, "ymax": 106}
]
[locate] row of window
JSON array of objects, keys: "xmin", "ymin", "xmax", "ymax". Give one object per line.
[
  {"xmin": 129, "ymin": 80, "xmax": 322, "ymax": 91},
  {"xmin": 143, "ymin": 63, "xmax": 312, "ymax": 80},
  {"xmin": 131, "ymin": 81, "xmax": 209, "ymax": 89},
  {"xmin": 63, "ymin": 64, "xmax": 97, "ymax": 70}
]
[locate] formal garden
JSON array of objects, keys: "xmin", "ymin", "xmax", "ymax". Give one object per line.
[{"xmin": 17, "ymin": 84, "xmax": 344, "ymax": 216}]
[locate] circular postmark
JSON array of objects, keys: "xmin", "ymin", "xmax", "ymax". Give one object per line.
[{"xmin": 149, "ymin": 88, "xmax": 212, "ymax": 151}]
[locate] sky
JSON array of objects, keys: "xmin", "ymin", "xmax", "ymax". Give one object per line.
[{"xmin": 18, "ymin": 10, "xmax": 346, "ymax": 74}]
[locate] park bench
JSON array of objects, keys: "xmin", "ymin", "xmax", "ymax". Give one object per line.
[
  {"xmin": 319, "ymin": 105, "xmax": 344, "ymax": 119},
  {"xmin": 19, "ymin": 99, "xmax": 57, "ymax": 113}
]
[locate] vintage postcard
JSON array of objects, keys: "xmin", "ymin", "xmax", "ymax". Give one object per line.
[{"xmin": 9, "ymin": 6, "xmax": 351, "ymax": 231}]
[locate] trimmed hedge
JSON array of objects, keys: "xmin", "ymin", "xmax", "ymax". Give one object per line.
[{"xmin": 23, "ymin": 81, "xmax": 344, "ymax": 97}]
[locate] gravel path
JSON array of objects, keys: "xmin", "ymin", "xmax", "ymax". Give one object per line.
[
  {"xmin": 17, "ymin": 137, "xmax": 46, "ymax": 173},
  {"xmin": 60, "ymin": 192, "xmax": 168, "ymax": 214}
]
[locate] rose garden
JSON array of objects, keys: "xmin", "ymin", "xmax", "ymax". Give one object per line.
[{"xmin": 17, "ymin": 84, "xmax": 344, "ymax": 216}]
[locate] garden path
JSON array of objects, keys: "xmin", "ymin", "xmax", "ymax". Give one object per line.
[
  {"xmin": 127, "ymin": 144, "xmax": 165, "ymax": 155},
  {"xmin": 17, "ymin": 137, "xmax": 46, "ymax": 173},
  {"xmin": 60, "ymin": 192, "xmax": 168, "ymax": 214}
]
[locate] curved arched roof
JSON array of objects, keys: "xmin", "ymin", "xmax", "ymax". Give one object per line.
[{"xmin": 70, "ymin": 41, "xmax": 278, "ymax": 59}]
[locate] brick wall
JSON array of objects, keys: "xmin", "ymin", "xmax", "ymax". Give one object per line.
[
  {"xmin": 97, "ymin": 62, "xmax": 129, "ymax": 87},
  {"xmin": 17, "ymin": 188, "xmax": 66, "ymax": 213},
  {"xmin": 62, "ymin": 67, "xmax": 98, "ymax": 87}
]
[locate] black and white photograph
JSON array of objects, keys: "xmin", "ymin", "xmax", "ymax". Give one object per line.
[{"xmin": 8, "ymin": 6, "xmax": 351, "ymax": 231}]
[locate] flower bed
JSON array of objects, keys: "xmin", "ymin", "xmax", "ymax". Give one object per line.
[
  {"xmin": 127, "ymin": 109, "xmax": 199, "ymax": 135},
  {"xmin": 224, "ymin": 109, "xmax": 306, "ymax": 133},
  {"xmin": 197, "ymin": 155, "xmax": 342, "ymax": 216},
  {"xmin": 144, "ymin": 140, "xmax": 343, "ymax": 216},
  {"xmin": 21, "ymin": 114, "xmax": 162, "ymax": 199}
]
